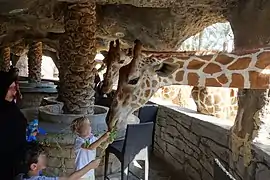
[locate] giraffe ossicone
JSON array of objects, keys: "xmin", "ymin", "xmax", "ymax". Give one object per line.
[
  {"xmin": 106, "ymin": 39, "xmax": 270, "ymax": 130},
  {"xmin": 101, "ymin": 39, "xmax": 132, "ymax": 94}
]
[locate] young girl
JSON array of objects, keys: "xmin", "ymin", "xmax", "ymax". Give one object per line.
[{"xmin": 71, "ymin": 117, "xmax": 110, "ymax": 180}]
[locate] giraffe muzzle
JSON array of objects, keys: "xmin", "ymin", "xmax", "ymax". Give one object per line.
[{"xmin": 101, "ymin": 82, "xmax": 113, "ymax": 94}]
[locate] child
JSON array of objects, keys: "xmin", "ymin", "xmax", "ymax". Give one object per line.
[
  {"xmin": 26, "ymin": 119, "xmax": 46, "ymax": 143},
  {"xmin": 70, "ymin": 117, "xmax": 110, "ymax": 180},
  {"xmin": 17, "ymin": 142, "xmax": 101, "ymax": 180}
]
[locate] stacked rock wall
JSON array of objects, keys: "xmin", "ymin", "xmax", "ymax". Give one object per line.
[{"xmin": 154, "ymin": 105, "xmax": 270, "ymax": 180}]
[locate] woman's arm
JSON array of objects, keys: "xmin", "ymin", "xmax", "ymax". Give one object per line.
[{"xmin": 82, "ymin": 132, "xmax": 110, "ymax": 150}]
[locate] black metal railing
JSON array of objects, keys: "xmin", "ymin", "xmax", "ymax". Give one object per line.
[{"xmin": 214, "ymin": 158, "xmax": 236, "ymax": 180}]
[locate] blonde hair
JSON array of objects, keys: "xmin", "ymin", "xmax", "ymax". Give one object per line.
[{"xmin": 70, "ymin": 116, "xmax": 90, "ymax": 134}]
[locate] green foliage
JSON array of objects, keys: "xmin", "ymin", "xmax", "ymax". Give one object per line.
[
  {"xmin": 84, "ymin": 139, "xmax": 91, "ymax": 148},
  {"xmin": 109, "ymin": 128, "xmax": 117, "ymax": 142}
]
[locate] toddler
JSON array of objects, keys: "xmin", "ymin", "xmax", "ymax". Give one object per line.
[{"xmin": 70, "ymin": 117, "xmax": 110, "ymax": 180}]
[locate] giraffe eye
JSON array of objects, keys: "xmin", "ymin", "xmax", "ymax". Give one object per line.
[
  {"xmin": 119, "ymin": 60, "xmax": 125, "ymax": 64},
  {"xmin": 128, "ymin": 77, "xmax": 139, "ymax": 85},
  {"xmin": 127, "ymin": 48, "xmax": 132, "ymax": 56}
]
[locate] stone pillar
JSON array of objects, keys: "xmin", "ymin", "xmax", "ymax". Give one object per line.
[
  {"xmin": 28, "ymin": 41, "xmax": 42, "ymax": 83},
  {"xmin": 0, "ymin": 47, "xmax": 10, "ymax": 72},
  {"xmin": 58, "ymin": 1, "xmax": 96, "ymax": 114},
  {"xmin": 228, "ymin": 1, "xmax": 270, "ymax": 167}
]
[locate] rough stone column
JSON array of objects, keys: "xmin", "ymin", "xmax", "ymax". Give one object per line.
[
  {"xmin": 28, "ymin": 41, "xmax": 42, "ymax": 83},
  {"xmin": 59, "ymin": 1, "xmax": 96, "ymax": 114},
  {"xmin": 0, "ymin": 47, "xmax": 10, "ymax": 72},
  {"xmin": 228, "ymin": 0, "xmax": 270, "ymax": 167}
]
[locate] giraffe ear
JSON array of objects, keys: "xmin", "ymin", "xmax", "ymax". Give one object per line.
[
  {"xmin": 154, "ymin": 62, "xmax": 180, "ymax": 77},
  {"xmin": 99, "ymin": 50, "xmax": 108, "ymax": 64}
]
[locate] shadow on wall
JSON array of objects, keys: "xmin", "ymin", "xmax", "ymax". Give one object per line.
[{"xmin": 16, "ymin": 54, "xmax": 59, "ymax": 80}]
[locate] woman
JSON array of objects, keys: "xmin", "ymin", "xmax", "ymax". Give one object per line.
[{"xmin": 0, "ymin": 67, "xmax": 27, "ymax": 179}]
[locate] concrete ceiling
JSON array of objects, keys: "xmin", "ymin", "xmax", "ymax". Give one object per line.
[{"xmin": 0, "ymin": 0, "xmax": 238, "ymax": 54}]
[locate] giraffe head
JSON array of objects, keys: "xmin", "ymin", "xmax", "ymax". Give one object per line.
[
  {"xmin": 107, "ymin": 40, "xmax": 180, "ymax": 130},
  {"xmin": 101, "ymin": 39, "xmax": 132, "ymax": 94}
]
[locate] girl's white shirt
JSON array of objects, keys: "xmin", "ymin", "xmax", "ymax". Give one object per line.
[{"xmin": 74, "ymin": 134, "xmax": 98, "ymax": 179}]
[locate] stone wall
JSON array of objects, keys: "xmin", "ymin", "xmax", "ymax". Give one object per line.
[{"xmin": 154, "ymin": 105, "xmax": 270, "ymax": 180}]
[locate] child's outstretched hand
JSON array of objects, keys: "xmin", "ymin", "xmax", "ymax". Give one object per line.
[
  {"xmin": 101, "ymin": 131, "xmax": 110, "ymax": 141},
  {"xmin": 104, "ymin": 131, "xmax": 110, "ymax": 139},
  {"xmin": 90, "ymin": 159, "xmax": 101, "ymax": 169}
]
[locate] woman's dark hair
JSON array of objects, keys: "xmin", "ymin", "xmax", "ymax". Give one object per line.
[
  {"xmin": 0, "ymin": 66, "xmax": 20, "ymax": 101},
  {"xmin": 21, "ymin": 142, "xmax": 45, "ymax": 176}
]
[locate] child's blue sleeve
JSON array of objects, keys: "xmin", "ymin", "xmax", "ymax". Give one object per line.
[
  {"xmin": 38, "ymin": 127, "xmax": 46, "ymax": 135},
  {"xmin": 33, "ymin": 176, "xmax": 59, "ymax": 180}
]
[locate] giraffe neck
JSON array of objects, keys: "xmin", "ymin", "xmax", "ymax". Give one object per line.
[
  {"xmin": 141, "ymin": 50, "xmax": 219, "ymax": 57},
  {"xmin": 156, "ymin": 48, "xmax": 270, "ymax": 89}
]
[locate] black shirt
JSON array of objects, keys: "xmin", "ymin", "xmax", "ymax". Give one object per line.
[{"xmin": 0, "ymin": 100, "xmax": 27, "ymax": 179}]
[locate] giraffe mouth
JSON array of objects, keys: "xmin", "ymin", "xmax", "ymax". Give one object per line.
[
  {"xmin": 101, "ymin": 81, "xmax": 113, "ymax": 94},
  {"xmin": 102, "ymin": 86, "xmax": 112, "ymax": 94},
  {"xmin": 107, "ymin": 110, "xmax": 122, "ymax": 131}
]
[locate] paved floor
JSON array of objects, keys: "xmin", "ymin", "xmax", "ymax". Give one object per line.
[{"xmin": 99, "ymin": 154, "xmax": 187, "ymax": 180}]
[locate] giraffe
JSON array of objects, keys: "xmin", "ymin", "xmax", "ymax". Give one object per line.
[
  {"xmin": 102, "ymin": 40, "xmax": 238, "ymax": 120},
  {"xmin": 106, "ymin": 39, "xmax": 270, "ymax": 131},
  {"xmin": 141, "ymin": 53, "xmax": 238, "ymax": 120},
  {"xmin": 101, "ymin": 40, "xmax": 209, "ymax": 94},
  {"xmin": 191, "ymin": 86, "xmax": 238, "ymax": 120},
  {"xmin": 152, "ymin": 85, "xmax": 192, "ymax": 107},
  {"xmin": 101, "ymin": 40, "xmax": 197, "ymax": 109}
]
